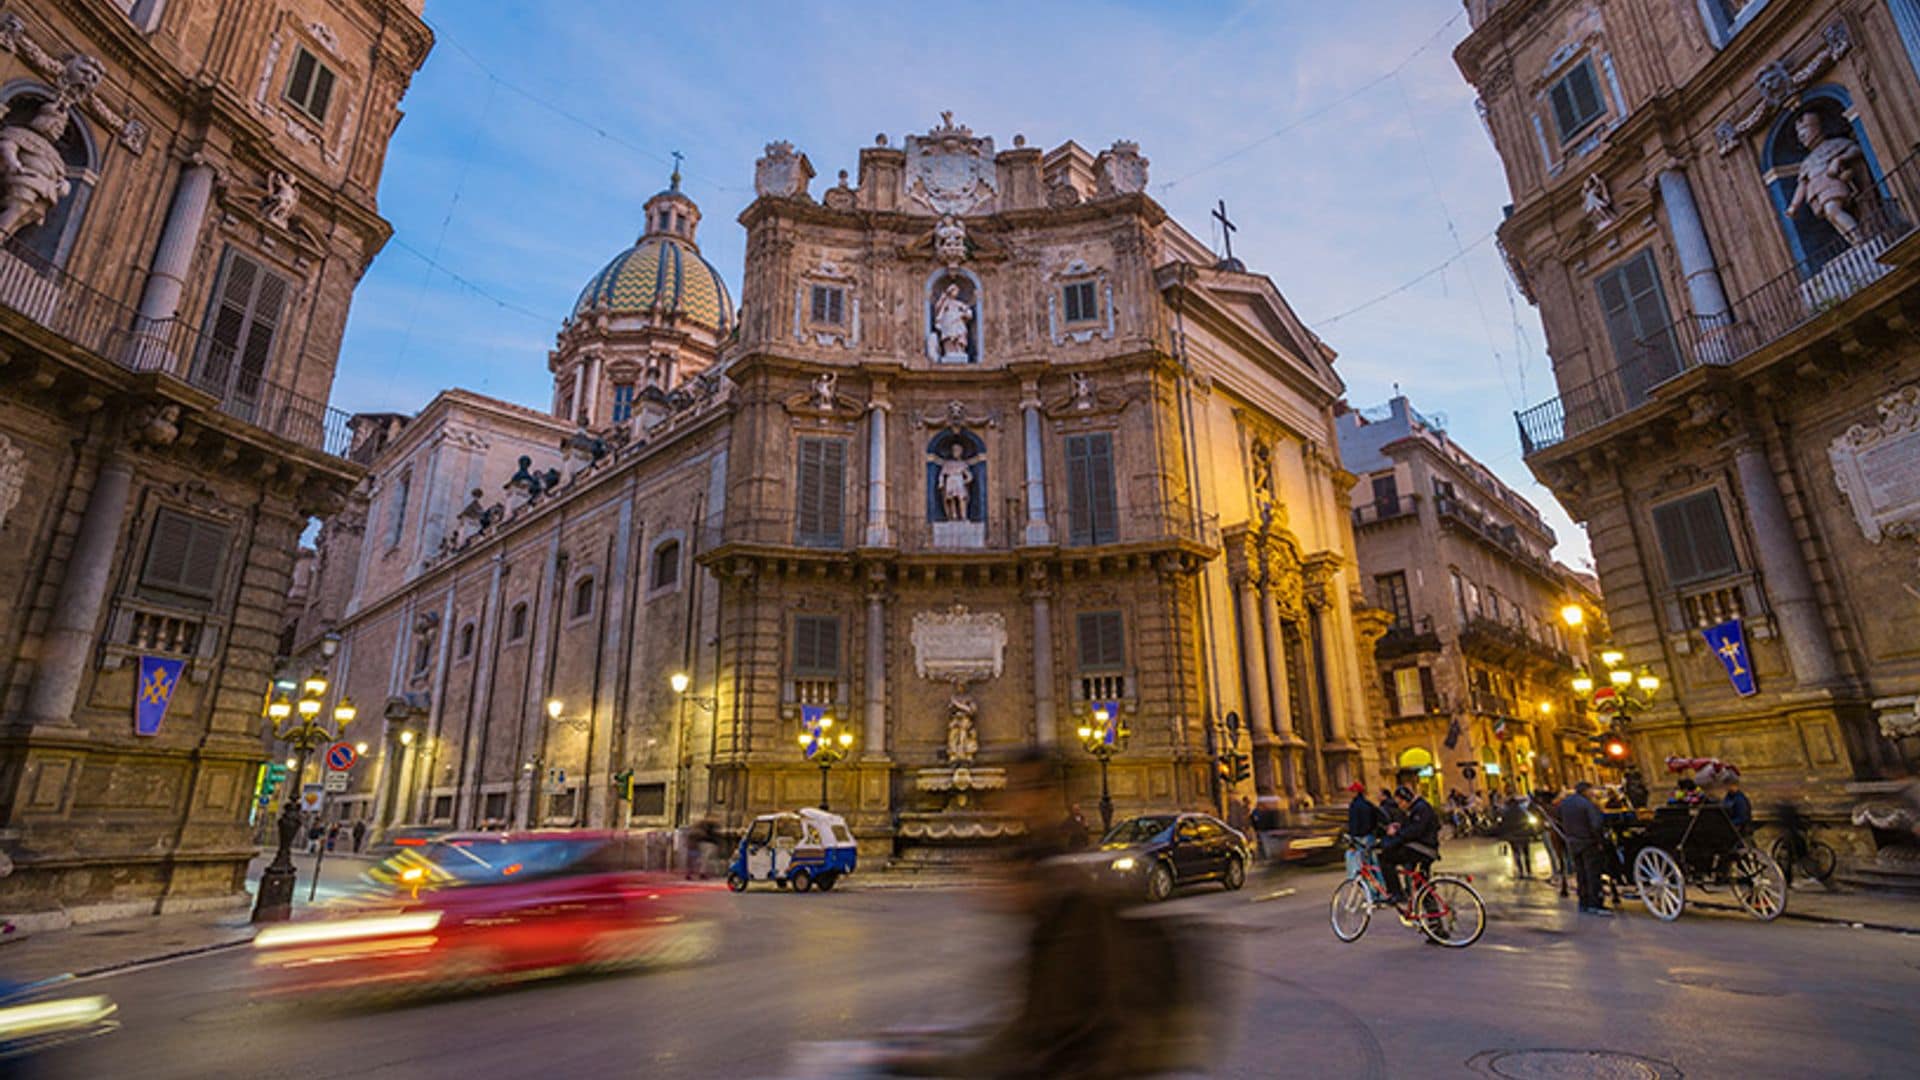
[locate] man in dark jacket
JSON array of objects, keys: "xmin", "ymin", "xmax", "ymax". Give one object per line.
[
  {"xmin": 1346, "ymin": 783, "xmax": 1381, "ymax": 839},
  {"xmin": 1379, "ymin": 786, "xmax": 1439, "ymax": 903},
  {"xmin": 1723, "ymin": 780, "xmax": 1753, "ymax": 835},
  {"xmin": 1559, "ymin": 781, "xmax": 1612, "ymax": 915},
  {"xmin": 1499, "ymin": 787, "xmax": 1538, "ymax": 879}
]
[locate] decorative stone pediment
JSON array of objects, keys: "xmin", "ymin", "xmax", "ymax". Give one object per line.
[
  {"xmin": 782, "ymin": 371, "xmax": 864, "ymax": 420},
  {"xmin": 904, "ymin": 112, "xmax": 996, "ymax": 216},
  {"xmin": 754, "ymin": 140, "xmax": 814, "ymax": 199},
  {"xmin": 1714, "ymin": 21, "xmax": 1851, "ymax": 155},
  {"xmin": 910, "ymin": 399, "xmax": 998, "ymax": 432}
]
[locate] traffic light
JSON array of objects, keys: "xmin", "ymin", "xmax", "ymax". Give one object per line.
[
  {"xmin": 1231, "ymin": 753, "xmax": 1251, "ymax": 785},
  {"xmin": 264, "ymin": 761, "xmax": 289, "ymax": 791},
  {"xmin": 613, "ymin": 768, "xmax": 635, "ymax": 802},
  {"xmin": 1601, "ymin": 732, "xmax": 1631, "ymax": 765}
]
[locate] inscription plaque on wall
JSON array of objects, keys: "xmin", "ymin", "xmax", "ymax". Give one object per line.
[
  {"xmin": 910, "ymin": 605, "xmax": 1007, "ymax": 683},
  {"xmin": 1830, "ymin": 385, "xmax": 1920, "ymax": 542}
]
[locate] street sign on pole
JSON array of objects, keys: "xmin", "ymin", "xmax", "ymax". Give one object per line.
[
  {"xmin": 324, "ymin": 771, "xmax": 349, "ymax": 793},
  {"xmin": 325, "ymin": 742, "xmax": 358, "ymax": 771},
  {"xmin": 299, "ymin": 783, "xmax": 325, "ymax": 813}
]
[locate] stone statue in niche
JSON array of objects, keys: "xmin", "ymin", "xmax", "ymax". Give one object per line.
[
  {"xmin": 0, "ymin": 98, "xmax": 72, "ymax": 242},
  {"xmin": 945, "ymin": 685, "xmax": 979, "ymax": 764},
  {"xmin": 931, "ymin": 441, "xmax": 983, "ymax": 521},
  {"xmin": 930, "ymin": 278, "xmax": 975, "ymax": 363},
  {"xmin": 261, "ymin": 169, "xmax": 299, "ymax": 229},
  {"xmin": 812, "ymin": 370, "xmax": 837, "ymax": 410},
  {"xmin": 1071, "ymin": 372, "xmax": 1095, "ymax": 410},
  {"xmin": 1788, "ymin": 110, "xmax": 1870, "ymax": 246},
  {"xmin": 1581, "ymin": 173, "xmax": 1615, "ymax": 231}
]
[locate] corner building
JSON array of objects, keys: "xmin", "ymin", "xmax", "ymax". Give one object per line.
[
  {"xmin": 1457, "ymin": 0, "xmax": 1920, "ymax": 851},
  {"xmin": 321, "ymin": 120, "xmax": 1386, "ymax": 860}
]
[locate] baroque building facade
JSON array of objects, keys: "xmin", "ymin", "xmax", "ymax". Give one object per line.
[
  {"xmin": 1338, "ymin": 395, "xmax": 1603, "ymax": 804},
  {"xmin": 0, "ymin": 1, "xmax": 429, "ymax": 928},
  {"xmin": 1457, "ymin": 0, "xmax": 1920, "ymax": 850},
  {"xmin": 315, "ymin": 120, "xmax": 1389, "ymax": 859}
]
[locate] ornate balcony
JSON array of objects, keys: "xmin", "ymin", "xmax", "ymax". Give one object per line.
[
  {"xmin": 1352, "ymin": 493, "xmax": 1418, "ymax": 528},
  {"xmin": 1376, "ymin": 614, "xmax": 1442, "ymax": 661}
]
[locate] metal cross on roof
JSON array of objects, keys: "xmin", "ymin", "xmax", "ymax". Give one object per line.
[{"xmin": 1212, "ymin": 199, "xmax": 1238, "ymax": 263}]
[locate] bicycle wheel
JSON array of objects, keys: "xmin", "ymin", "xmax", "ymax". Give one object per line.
[
  {"xmin": 1330, "ymin": 878, "xmax": 1373, "ymax": 942},
  {"xmin": 1412, "ymin": 876, "xmax": 1485, "ymax": 948},
  {"xmin": 1769, "ymin": 837, "xmax": 1797, "ymax": 888},
  {"xmin": 1805, "ymin": 840, "xmax": 1838, "ymax": 884}
]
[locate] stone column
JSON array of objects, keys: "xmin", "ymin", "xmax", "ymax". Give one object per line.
[
  {"xmin": 27, "ymin": 457, "xmax": 134, "ymax": 727},
  {"xmin": 865, "ymin": 401, "xmax": 892, "ymax": 546},
  {"xmin": 1259, "ymin": 582, "xmax": 1302, "ymax": 795},
  {"xmin": 863, "ymin": 577, "xmax": 888, "ymax": 755},
  {"xmin": 1657, "ymin": 167, "xmax": 1733, "ymax": 361},
  {"xmin": 1234, "ymin": 579, "xmax": 1278, "ymax": 798},
  {"xmin": 1030, "ymin": 569, "xmax": 1057, "ymax": 746},
  {"xmin": 129, "ymin": 161, "xmax": 215, "ymax": 374},
  {"xmin": 1021, "ymin": 384, "xmax": 1051, "ymax": 544},
  {"xmin": 1731, "ymin": 437, "xmax": 1839, "ymax": 686}
]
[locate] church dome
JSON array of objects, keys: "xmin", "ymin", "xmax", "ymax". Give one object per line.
[{"xmin": 568, "ymin": 168, "xmax": 733, "ymax": 336}]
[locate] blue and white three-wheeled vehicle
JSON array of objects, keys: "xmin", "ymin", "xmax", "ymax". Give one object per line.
[{"xmin": 726, "ymin": 808, "xmax": 857, "ymax": 893}]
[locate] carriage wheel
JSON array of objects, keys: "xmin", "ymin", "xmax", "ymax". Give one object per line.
[
  {"xmin": 1329, "ymin": 878, "xmax": 1372, "ymax": 943},
  {"xmin": 1633, "ymin": 847, "xmax": 1685, "ymax": 921},
  {"xmin": 1729, "ymin": 849, "xmax": 1787, "ymax": 921}
]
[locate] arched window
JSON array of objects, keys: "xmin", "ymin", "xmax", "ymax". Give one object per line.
[
  {"xmin": 508, "ymin": 602, "xmax": 529, "ymax": 642},
  {"xmin": 0, "ymin": 86, "xmax": 98, "ymax": 271},
  {"xmin": 458, "ymin": 622, "xmax": 476, "ymax": 659},
  {"xmin": 1761, "ymin": 88, "xmax": 1885, "ymax": 276},
  {"xmin": 650, "ymin": 539, "xmax": 680, "ymax": 591},
  {"xmin": 571, "ymin": 576, "xmax": 595, "ymax": 619}
]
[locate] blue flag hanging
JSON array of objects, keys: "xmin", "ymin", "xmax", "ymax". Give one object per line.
[
  {"xmin": 135, "ymin": 655, "xmax": 186, "ymax": 736},
  {"xmin": 1701, "ymin": 619, "xmax": 1757, "ymax": 697},
  {"xmin": 800, "ymin": 704, "xmax": 827, "ymax": 759}
]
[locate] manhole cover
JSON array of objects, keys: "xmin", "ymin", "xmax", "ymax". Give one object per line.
[{"xmin": 1469, "ymin": 1049, "xmax": 1682, "ymax": 1080}]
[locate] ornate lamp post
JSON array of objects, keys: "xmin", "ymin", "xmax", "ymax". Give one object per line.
[
  {"xmin": 1569, "ymin": 648, "xmax": 1661, "ymax": 721},
  {"xmin": 251, "ymin": 667, "xmax": 355, "ymax": 923},
  {"xmin": 798, "ymin": 716, "xmax": 854, "ymax": 811},
  {"xmin": 1076, "ymin": 705, "xmax": 1130, "ymax": 834}
]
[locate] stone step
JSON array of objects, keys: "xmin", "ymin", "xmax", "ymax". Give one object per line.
[{"xmin": 1835, "ymin": 863, "xmax": 1920, "ymax": 895}]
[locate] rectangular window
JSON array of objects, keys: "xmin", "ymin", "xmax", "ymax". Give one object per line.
[
  {"xmin": 632, "ymin": 783, "xmax": 667, "ymax": 817},
  {"xmin": 555, "ymin": 377, "xmax": 575, "ymax": 419},
  {"xmin": 1488, "ymin": 589, "xmax": 1503, "ymax": 624},
  {"xmin": 792, "ymin": 614, "xmax": 840, "ymax": 677},
  {"xmin": 482, "ymin": 791, "xmax": 508, "ymax": 823},
  {"xmin": 431, "ymin": 794, "xmax": 454, "ymax": 822},
  {"xmin": 1062, "ymin": 281, "xmax": 1098, "ymax": 323},
  {"xmin": 1652, "ymin": 490, "xmax": 1740, "ymax": 584},
  {"xmin": 1076, "ymin": 611, "xmax": 1126, "ymax": 671},
  {"xmin": 1467, "ymin": 581, "xmax": 1482, "ymax": 618},
  {"xmin": 809, "ymin": 285, "xmax": 845, "ymax": 325},
  {"xmin": 794, "ymin": 437, "xmax": 846, "ymax": 547},
  {"xmin": 611, "ymin": 383, "xmax": 635, "ymax": 423},
  {"xmin": 1547, "ymin": 58, "xmax": 1606, "ymax": 144},
  {"xmin": 196, "ymin": 249, "xmax": 289, "ymax": 414},
  {"xmin": 1393, "ymin": 667, "xmax": 1425, "ymax": 718},
  {"xmin": 283, "ymin": 45, "xmax": 337, "ymax": 123},
  {"xmin": 1065, "ymin": 432, "xmax": 1119, "ymax": 545},
  {"xmin": 1370, "ymin": 474, "xmax": 1399, "ymax": 511},
  {"xmin": 386, "ymin": 471, "xmax": 410, "ymax": 549},
  {"xmin": 547, "ymin": 788, "xmax": 578, "ymax": 822},
  {"xmin": 140, "ymin": 508, "xmax": 231, "ymax": 605},
  {"xmin": 1594, "ymin": 249, "xmax": 1681, "ymax": 399},
  {"xmin": 1451, "ymin": 570, "xmax": 1467, "ymax": 622},
  {"xmin": 1373, "ymin": 572, "xmax": 1412, "ymax": 631}
]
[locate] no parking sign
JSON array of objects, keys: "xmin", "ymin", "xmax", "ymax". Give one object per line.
[{"xmin": 325, "ymin": 742, "xmax": 358, "ymax": 771}]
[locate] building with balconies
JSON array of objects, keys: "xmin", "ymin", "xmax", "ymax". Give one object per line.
[
  {"xmin": 1457, "ymin": 1, "xmax": 1920, "ymax": 839},
  {"xmin": 1337, "ymin": 395, "xmax": 1600, "ymax": 801},
  {"xmin": 0, "ymin": 1, "xmax": 429, "ymax": 929}
]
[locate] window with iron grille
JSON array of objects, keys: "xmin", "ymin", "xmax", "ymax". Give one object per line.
[
  {"xmin": 139, "ymin": 508, "xmax": 230, "ymax": 607},
  {"xmin": 1547, "ymin": 58, "xmax": 1606, "ymax": 144},
  {"xmin": 810, "ymin": 285, "xmax": 845, "ymax": 325},
  {"xmin": 1651, "ymin": 490, "xmax": 1740, "ymax": 585},
  {"xmin": 1065, "ymin": 432, "xmax": 1119, "ymax": 545},
  {"xmin": 795, "ymin": 438, "xmax": 847, "ymax": 547},
  {"xmin": 1373, "ymin": 572, "xmax": 1412, "ymax": 631},
  {"xmin": 1062, "ymin": 281, "xmax": 1098, "ymax": 323},
  {"xmin": 283, "ymin": 46, "xmax": 337, "ymax": 123},
  {"xmin": 196, "ymin": 249, "xmax": 289, "ymax": 412}
]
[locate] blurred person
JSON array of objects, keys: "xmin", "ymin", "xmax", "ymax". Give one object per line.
[
  {"xmin": 880, "ymin": 751, "xmax": 1211, "ymax": 1078},
  {"xmin": 1499, "ymin": 786, "xmax": 1538, "ymax": 879},
  {"xmin": 1377, "ymin": 786, "xmax": 1439, "ymax": 904},
  {"xmin": 352, "ymin": 819, "xmax": 368, "ymax": 853},
  {"xmin": 1250, "ymin": 794, "xmax": 1282, "ymax": 833},
  {"xmin": 305, "ymin": 817, "xmax": 323, "ymax": 854},
  {"xmin": 1560, "ymin": 781, "xmax": 1611, "ymax": 916},
  {"xmin": 1377, "ymin": 789, "xmax": 1403, "ymax": 831},
  {"xmin": 1532, "ymin": 787, "xmax": 1570, "ymax": 897},
  {"xmin": 1623, "ymin": 767, "xmax": 1650, "ymax": 809},
  {"xmin": 1723, "ymin": 778, "xmax": 1753, "ymax": 836},
  {"xmin": 1224, "ymin": 795, "xmax": 1250, "ymax": 840},
  {"xmin": 1345, "ymin": 783, "xmax": 1380, "ymax": 879},
  {"xmin": 1061, "ymin": 803, "xmax": 1091, "ymax": 851}
]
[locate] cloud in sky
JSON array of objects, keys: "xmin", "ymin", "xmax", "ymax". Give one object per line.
[{"xmin": 341, "ymin": 0, "xmax": 1588, "ymax": 567}]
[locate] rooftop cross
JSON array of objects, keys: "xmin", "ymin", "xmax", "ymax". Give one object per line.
[
  {"xmin": 670, "ymin": 150, "xmax": 684, "ymax": 191},
  {"xmin": 1212, "ymin": 199, "xmax": 1238, "ymax": 264}
]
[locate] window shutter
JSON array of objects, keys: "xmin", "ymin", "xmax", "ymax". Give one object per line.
[
  {"xmin": 1549, "ymin": 79, "xmax": 1580, "ymax": 142},
  {"xmin": 288, "ymin": 49, "xmax": 316, "ymax": 106},
  {"xmin": 1076, "ymin": 611, "xmax": 1124, "ymax": 670},
  {"xmin": 794, "ymin": 615, "xmax": 839, "ymax": 675},
  {"xmin": 1070, "ymin": 433, "xmax": 1118, "ymax": 543},
  {"xmin": 310, "ymin": 64, "xmax": 335, "ymax": 120},
  {"xmin": 795, "ymin": 438, "xmax": 846, "ymax": 546},
  {"xmin": 1654, "ymin": 491, "xmax": 1738, "ymax": 584},
  {"xmin": 1382, "ymin": 672, "xmax": 1400, "ymax": 717},
  {"xmin": 1066, "ymin": 435, "xmax": 1094, "ymax": 543},
  {"xmin": 141, "ymin": 509, "xmax": 229, "ymax": 601},
  {"xmin": 1418, "ymin": 666, "xmax": 1439, "ymax": 713}
]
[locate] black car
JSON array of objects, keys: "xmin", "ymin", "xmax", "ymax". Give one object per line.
[{"xmin": 1091, "ymin": 812, "xmax": 1250, "ymax": 902}]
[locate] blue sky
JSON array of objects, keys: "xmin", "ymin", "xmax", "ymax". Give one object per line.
[{"xmin": 338, "ymin": 0, "xmax": 1588, "ymax": 567}]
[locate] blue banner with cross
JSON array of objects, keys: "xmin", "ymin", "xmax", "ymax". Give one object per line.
[
  {"xmin": 800, "ymin": 704, "xmax": 827, "ymax": 759},
  {"xmin": 1701, "ymin": 618, "xmax": 1757, "ymax": 697},
  {"xmin": 135, "ymin": 655, "xmax": 186, "ymax": 736}
]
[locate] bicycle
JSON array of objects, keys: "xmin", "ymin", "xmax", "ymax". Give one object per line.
[
  {"xmin": 1769, "ymin": 830, "xmax": 1837, "ymax": 888},
  {"xmin": 1330, "ymin": 837, "xmax": 1486, "ymax": 948}
]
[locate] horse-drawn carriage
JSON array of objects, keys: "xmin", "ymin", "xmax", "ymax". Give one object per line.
[{"xmin": 1604, "ymin": 800, "xmax": 1787, "ymax": 922}]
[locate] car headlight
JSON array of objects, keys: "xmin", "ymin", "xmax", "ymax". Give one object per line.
[
  {"xmin": 1110, "ymin": 856, "xmax": 1136, "ymax": 872},
  {"xmin": 1527, "ymin": 814, "xmax": 1539, "ymax": 826}
]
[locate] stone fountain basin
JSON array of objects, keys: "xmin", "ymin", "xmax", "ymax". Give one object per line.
[{"xmin": 915, "ymin": 765, "xmax": 1007, "ymax": 794}]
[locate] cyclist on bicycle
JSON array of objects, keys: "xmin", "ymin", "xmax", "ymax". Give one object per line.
[{"xmin": 1379, "ymin": 785, "xmax": 1440, "ymax": 903}]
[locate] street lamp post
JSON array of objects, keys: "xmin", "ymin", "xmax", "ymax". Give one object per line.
[
  {"xmin": 251, "ymin": 670, "xmax": 355, "ymax": 923},
  {"xmin": 799, "ymin": 716, "xmax": 853, "ymax": 810},
  {"xmin": 1076, "ymin": 706, "xmax": 1130, "ymax": 834}
]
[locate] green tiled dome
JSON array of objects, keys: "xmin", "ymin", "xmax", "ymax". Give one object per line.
[{"xmin": 570, "ymin": 235, "xmax": 733, "ymax": 335}]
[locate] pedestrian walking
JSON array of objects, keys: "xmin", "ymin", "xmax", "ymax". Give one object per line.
[
  {"xmin": 1559, "ymin": 781, "xmax": 1611, "ymax": 916},
  {"xmin": 351, "ymin": 819, "xmax": 367, "ymax": 853},
  {"xmin": 1061, "ymin": 804, "xmax": 1092, "ymax": 851},
  {"xmin": 1499, "ymin": 787, "xmax": 1537, "ymax": 879},
  {"xmin": 1344, "ymin": 783, "xmax": 1380, "ymax": 879},
  {"xmin": 304, "ymin": 818, "xmax": 323, "ymax": 854},
  {"xmin": 1532, "ymin": 788, "xmax": 1570, "ymax": 896}
]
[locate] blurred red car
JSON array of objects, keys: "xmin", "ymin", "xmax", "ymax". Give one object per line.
[{"xmin": 252, "ymin": 831, "xmax": 720, "ymax": 1000}]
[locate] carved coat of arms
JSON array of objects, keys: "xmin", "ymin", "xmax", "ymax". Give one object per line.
[{"xmin": 905, "ymin": 112, "xmax": 996, "ymax": 216}]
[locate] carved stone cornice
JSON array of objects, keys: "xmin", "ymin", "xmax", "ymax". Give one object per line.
[{"xmin": 1714, "ymin": 21, "xmax": 1851, "ymax": 157}]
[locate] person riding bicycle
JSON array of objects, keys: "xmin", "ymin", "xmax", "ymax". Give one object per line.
[{"xmin": 1378, "ymin": 785, "xmax": 1440, "ymax": 903}]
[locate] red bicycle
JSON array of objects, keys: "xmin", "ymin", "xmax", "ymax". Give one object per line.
[{"xmin": 1330, "ymin": 837, "xmax": 1486, "ymax": 948}]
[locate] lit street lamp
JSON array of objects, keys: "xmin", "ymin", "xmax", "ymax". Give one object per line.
[
  {"xmin": 252, "ymin": 661, "xmax": 356, "ymax": 923},
  {"xmin": 1076, "ymin": 705, "xmax": 1130, "ymax": 833},
  {"xmin": 799, "ymin": 715, "xmax": 854, "ymax": 810}
]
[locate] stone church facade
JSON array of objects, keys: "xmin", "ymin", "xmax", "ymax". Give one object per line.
[
  {"xmin": 0, "ymin": 1, "xmax": 430, "ymax": 927},
  {"xmin": 315, "ymin": 120, "xmax": 1387, "ymax": 859},
  {"xmin": 1457, "ymin": 0, "xmax": 1920, "ymax": 849}
]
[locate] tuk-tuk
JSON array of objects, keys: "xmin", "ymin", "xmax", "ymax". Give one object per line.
[{"xmin": 726, "ymin": 808, "xmax": 857, "ymax": 893}]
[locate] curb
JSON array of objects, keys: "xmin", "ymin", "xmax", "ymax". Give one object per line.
[
  {"xmin": 1689, "ymin": 898, "xmax": 1920, "ymax": 935},
  {"xmin": 69, "ymin": 933, "xmax": 255, "ymax": 983}
]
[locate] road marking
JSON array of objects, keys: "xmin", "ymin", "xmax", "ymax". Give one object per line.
[{"xmin": 1252, "ymin": 887, "xmax": 1298, "ymax": 903}]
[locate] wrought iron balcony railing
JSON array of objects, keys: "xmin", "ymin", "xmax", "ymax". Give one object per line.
[
  {"xmin": 1352, "ymin": 493, "xmax": 1418, "ymax": 527},
  {"xmin": 0, "ymin": 240, "xmax": 352, "ymax": 458},
  {"xmin": 1516, "ymin": 150, "xmax": 1920, "ymax": 455}
]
